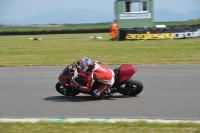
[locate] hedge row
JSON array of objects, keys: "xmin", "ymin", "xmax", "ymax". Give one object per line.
[
  {"xmin": 1, "ymin": 24, "xmax": 200, "ymax": 36},
  {"xmin": 0, "ymin": 28, "xmax": 110, "ymax": 36}
]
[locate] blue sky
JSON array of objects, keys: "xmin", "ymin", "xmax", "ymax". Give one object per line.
[
  {"xmin": 154, "ymin": 0, "xmax": 200, "ymax": 14},
  {"xmin": 0, "ymin": 0, "xmax": 200, "ymax": 21}
]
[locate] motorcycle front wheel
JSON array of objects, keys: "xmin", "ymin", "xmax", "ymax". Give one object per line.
[
  {"xmin": 55, "ymin": 82, "xmax": 80, "ymax": 96},
  {"xmin": 119, "ymin": 78, "xmax": 143, "ymax": 96}
]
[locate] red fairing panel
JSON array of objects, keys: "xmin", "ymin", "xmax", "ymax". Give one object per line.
[
  {"xmin": 58, "ymin": 74, "xmax": 72, "ymax": 87},
  {"xmin": 117, "ymin": 64, "xmax": 137, "ymax": 83},
  {"xmin": 78, "ymin": 71, "xmax": 89, "ymax": 82},
  {"xmin": 58, "ymin": 65, "xmax": 89, "ymax": 87}
]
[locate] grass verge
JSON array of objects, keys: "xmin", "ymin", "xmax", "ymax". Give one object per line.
[
  {"xmin": 1, "ymin": 122, "xmax": 200, "ymax": 133},
  {"xmin": 0, "ymin": 33, "xmax": 200, "ymax": 66}
]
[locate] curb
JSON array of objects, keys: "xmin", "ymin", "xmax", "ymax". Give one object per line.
[{"xmin": 0, "ymin": 118, "xmax": 200, "ymax": 124}]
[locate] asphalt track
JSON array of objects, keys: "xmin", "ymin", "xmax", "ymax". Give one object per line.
[{"xmin": 0, "ymin": 65, "xmax": 200, "ymax": 120}]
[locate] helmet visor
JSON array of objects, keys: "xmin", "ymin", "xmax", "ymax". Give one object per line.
[{"xmin": 80, "ymin": 59, "xmax": 88, "ymax": 72}]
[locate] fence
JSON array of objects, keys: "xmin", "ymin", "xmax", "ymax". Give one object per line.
[{"xmin": 119, "ymin": 25, "xmax": 200, "ymax": 40}]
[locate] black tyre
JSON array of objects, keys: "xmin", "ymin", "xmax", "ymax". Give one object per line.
[
  {"xmin": 120, "ymin": 78, "xmax": 143, "ymax": 96},
  {"xmin": 55, "ymin": 82, "xmax": 79, "ymax": 96}
]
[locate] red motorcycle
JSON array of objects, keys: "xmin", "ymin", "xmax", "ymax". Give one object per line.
[{"xmin": 55, "ymin": 64, "xmax": 143, "ymax": 98}]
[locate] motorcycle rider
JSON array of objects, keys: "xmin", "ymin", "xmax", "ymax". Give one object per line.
[{"xmin": 75, "ymin": 56, "xmax": 115, "ymax": 99}]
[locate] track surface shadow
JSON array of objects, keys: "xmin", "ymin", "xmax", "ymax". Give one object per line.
[{"xmin": 44, "ymin": 95, "xmax": 136, "ymax": 102}]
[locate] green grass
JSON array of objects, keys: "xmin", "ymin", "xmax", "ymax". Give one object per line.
[
  {"xmin": 1, "ymin": 122, "xmax": 200, "ymax": 133},
  {"xmin": 0, "ymin": 33, "xmax": 200, "ymax": 66}
]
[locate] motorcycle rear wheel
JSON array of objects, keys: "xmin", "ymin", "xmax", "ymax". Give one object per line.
[
  {"xmin": 55, "ymin": 82, "xmax": 80, "ymax": 96},
  {"xmin": 119, "ymin": 78, "xmax": 143, "ymax": 96}
]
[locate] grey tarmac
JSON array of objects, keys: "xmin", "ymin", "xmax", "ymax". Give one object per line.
[{"xmin": 0, "ymin": 65, "xmax": 200, "ymax": 120}]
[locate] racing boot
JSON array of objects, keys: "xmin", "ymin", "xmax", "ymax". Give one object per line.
[{"xmin": 91, "ymin": 89, "xmax": 103, "ymax": 100}]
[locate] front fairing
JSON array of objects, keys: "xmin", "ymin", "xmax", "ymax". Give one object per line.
[
  {"xmin": 58, "ymin": 65, "xmax": 88, "ymax": 86},
  {"xmin": 58, "ymin": 65, "xmax": 73, "ymax": 87}
]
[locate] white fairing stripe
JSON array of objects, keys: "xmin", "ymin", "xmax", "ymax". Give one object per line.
[{"xmin": 79, "ymin": 86, "xmax": 88, "ymax": 89}]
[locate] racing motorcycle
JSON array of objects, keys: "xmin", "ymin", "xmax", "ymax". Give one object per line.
[{"xmin": 55, "ymin": 64, "xmax": 143, "ymax": 99}]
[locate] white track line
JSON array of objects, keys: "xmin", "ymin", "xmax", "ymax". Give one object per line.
[{"xmin": 0, "ymin": 118, "xmax": 200, "ymax": 124}]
